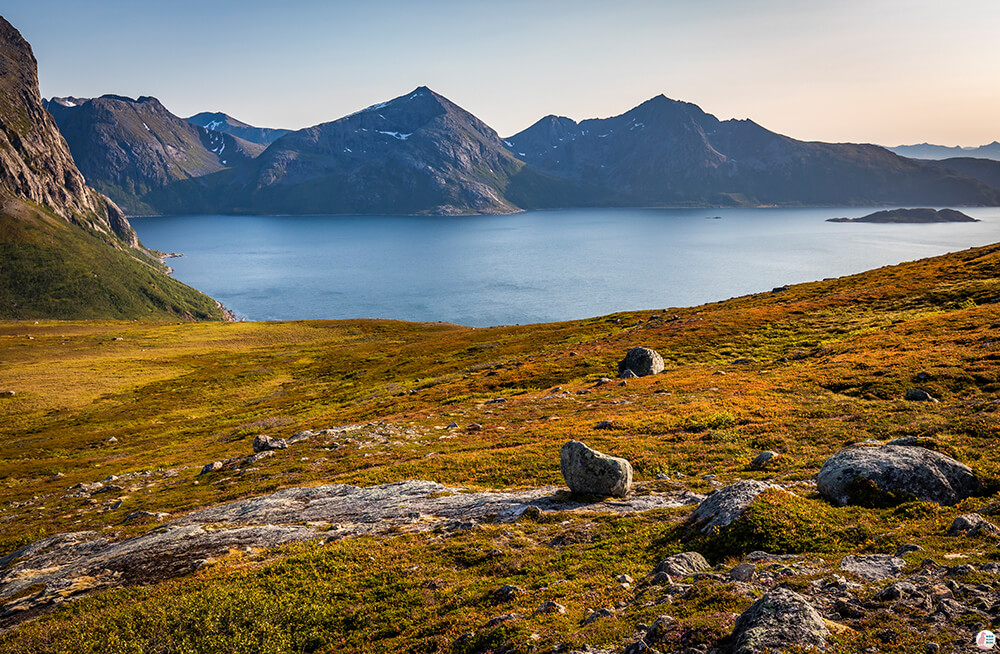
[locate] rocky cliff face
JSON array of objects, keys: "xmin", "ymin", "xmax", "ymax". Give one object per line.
[{"xmin": 0, "ymin": 18, "xmax": 134, "ymax": 244}]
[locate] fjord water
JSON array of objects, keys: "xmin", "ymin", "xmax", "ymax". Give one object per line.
[{"xmin": 132, "ymin": 207, "xmax": 1000, "ymax": 326}]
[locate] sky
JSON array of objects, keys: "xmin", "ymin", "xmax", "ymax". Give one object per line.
[{"xmin": 6, "ymin": 0, "xmax": 999, "ymax": 146}]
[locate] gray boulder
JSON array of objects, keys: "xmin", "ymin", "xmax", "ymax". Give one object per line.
[
  {"xmin": 731, "ymin": 587, "xmax": 830, "ymax": 654},
  {"xmin": 559, "ymin": 440, "xmax": 633, "ymax": 498},
  {"xmin": 947, "ymin": 513, "xmax": 1000, "ymax": 537},
  {"xmin": 252, "ymin": 434, "xmax": 288, "ymax": 453},
  {"xmin": 653, "ymin": 551, "xmax": 710, "ymax": 578},
  {"xmin": 617, "ymin": 347, "xmax": 664, "ymax": 378},
  {"xmin": 689, "ymin": 480, "xmax": 782, "ymax": 533},
  {"xmin": 749, "ymin": 450, "xmax": 780, "ymax": 470},
  {"xmin": 838, "ymin": 554, "xmax": 906, "ymax": 581},
  {"xmin": 816, "ymin": 444, "xmax": 979, "ymax": 506}
]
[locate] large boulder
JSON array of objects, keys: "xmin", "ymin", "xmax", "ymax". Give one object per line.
[
  {"xmin": 559, "ymin": 440, "xmax": 633, "ymax": 498},
  {"xmin": 816, "ymin": 444, "xmax": 979, "ymax": 506},
  {"xmin": 838, "ymin": 554, "xmax": 906, "ymax": 581},
  {"xmin": 652, "ymin": 551, "xmax": 710, "ymax": 578},
  {"xmin": 252, "ymin": 434, "xmax": 288, "ymax": 453},
  {"xmin": 731, "ymin": 587, "xmax": 830, "ymax": 654},
  {"xmin": 689, "ymin": 480, "xmax": 781, "ymax": 533},
  {"xmin": 617, "ymin": 347, "xmax": 664, "ymax": 378}
]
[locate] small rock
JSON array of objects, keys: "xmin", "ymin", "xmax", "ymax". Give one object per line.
[
  {"xmin": 495, "ymin": 584, "xmax": 524, "ymax": 602},
  {"xmin": 905, "ymin": 388, "xmax": 938, "ymax": 402},
  {"xmin": 467, "ymin": 423, "xmax": 483, "ymax": 431},
  {"xmin": 594, "ymin": 420, "xmax": 615, "ymax": 430},
  {"xmin": 749, "ymin": 451, "xmax": 779, "ymax": 470},
  {"xmin": 583, "ymin": 607, "xmax": 614, "ymax": 624},
  {"xmin": 619, "ymin": 368, "xmax": 639, "ymax": 379},
  {"xmin": 653, "ymin": 552, "xmax": 710, "ymax": 578},
  {"xmin": 484, "ymin": 613, "xmax": 523, "ymax": 628},
  {"xmin": 875, "ymin": 582, "xmax": 918, "ymax": 602},
  {"xmin": 616, "ymin": 574, "xmax": 633, "ymax": 584},
  {"xmin": 288, "ymin": 430, "xmax": 314, "ymax": 444},
  {"xmin": 107, "ymin": 437, "xmax": 118, "ymax": 443},
  {"xmin": 731, "ymin": 587, "xmax": 830, "ymax": 654},
  {"xmin": 200, "ymin": 461, "xmax": 223, "ymax": 475},
  {"xmin": 446, "ymin": 422, "xmax": 458, "ymax": 429},
  {"xmin": 730, "ymin": 562, "xmax": 756, "ymax": 581},
  {"xmin": 647, "ymin": 571, "xmax": 672, "ymax": 585},
  {"xmin": 246, "ymin": 451, "xmax": 273, "ymax": 464},
  {"xmin": 535, "ymin": 601, "xmax": 566, "ymax": 615},
  {"xmin": 560, "ymin": 440, "xmax": 633, "ymax": 498},
  {"xmin": 0, "ymin": 390, "xmax": 15, "ymax": 397},
  {"xmin": 617, "ymin": 347, "xmax": 664, "ymax": 377},
  {"xmin": 252, "ymin": 434, "xmax": 288, "ymax": 453},
  {"xmin": 947, "ymin": 513, "xmax": 1000, "ymax": 537},
  {"xmin": 838, "ymin": 554, "xmax": 906, "ymax": 581},
  {"xmin": 895, "ymin": 543, "xmax": 922, "ymax": 556},
  {"xmin": 732, "ymin": 357, "xmax": 757, "ymax": 365}
]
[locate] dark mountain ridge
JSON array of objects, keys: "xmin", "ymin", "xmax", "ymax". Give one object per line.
[
  {"xmin": 506, "ymin": 95, "xmax": 1000, "ymax": 208},
  {"xmin": 184, "ymin": 111, "xmax": 290, "ymax": 145},
  {"xmin": 45, "ymin": 95, "xmax": 264, "ymax": 215},
  {"xmin": 889, "ymin": 141, "xmax": 1000, "ymax": 161}
]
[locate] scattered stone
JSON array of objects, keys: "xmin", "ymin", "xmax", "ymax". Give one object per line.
[
  {"xmin": 616, "ymin": 380, "xmax": 627, "ymax": 387},
  {"xmin": 107, "ymin": 437, "xmax": 118, "ymax": 444},
  {"xmin": 583, "ymin": 607, "xmax": 615, "ymax": 624},
  {"xmin": 467, "ymin": 423, "xmax": 483, "ymax": 432},
  {"xmin": 622, "ymin": 640, "xmax": 651, "ymax": 654},
  {"xmin": 646, "ymin": 571, "xmax": 672, "ymax": 585},
  {"xmin": 895, "ymin": 543, "xmax": 922, "ymax": 557},
  {"xmin": 947, "ymin": 513, "xmax": 1000, "ymax": 537},
  {"xmin": 838, "ymin": 554, "xmax": 906, "ymax": 581},
  {"xmin": 484, "ymin": 613, "xmax": 523, "ymax": 628},
  {"xmin": 246, "ymin": 451, "xmax": 273, "ymax": 465},
  {"xmin": 200, "ymin": 461, "xmax": 223, "ymax": 475},
  {"xmin": 288, "ymin": 430, "xmax": 314, "ymax": 444},
  {"xmin": 535, "ymin": 601, "xmax": 566, "ymax": 615},
  {"xmin": 689, "ymin": 480, "xmax": 782, "ymax": 533},
  {"xmin": 122, "ymin": 511, "xmax": 169, "ymax": 524},
  {"xmin": 619, "ymin": 368, "xmax": 639, "ymax": 379},
  {"xmin": 495, "ymin": 584, "xmax": 524, "ymax": 602},
  {"xmin": 816, "ymin": 444, "xmax": 979, "ymax": 506},
  {"xmin": 252, "ymin": 434, "xmax": 288, "ymax": 453},
  {"xmin": 730, "ymin": 562, "xmax": 756, "ymax": 581},
  {"xmin": 616, "ymin": 574, "xmax": 633, "ymax": 584},
  {"xmin": 484, "ymin": 398, "xmax": 506, "ymax": 405},
  {"xmin": 749, "ymin": 450, "xmax": 780, "ymax": 470},
  {"xmin": 0, "ymin": 390, "xmax": 15, "ymax": 397},
  {"xmin": 643, "ymin": 615, "xmax": 676, "ymax": 643},
  {"xmin": 446, "ymin": 422, "xmax": 458, "ymax": 429},
  {"xmin": 905, "ymin": 388, "xmax": 938, "ymax": 402},
  {"xmin": 654, "ymin": 552, "xmax": 709, "ymax": 578},
  {"xmin": 732, "ymin": 357, "xmax": 757, "ymax": 365},
  {"xmin": 594, "ymin": 420, "xmax": 615, "ymax": 430},
  {"xmin": 597, "ymin": 377, "xmax": 612, "ymax": 384},
  {"xmin": 560, "ymin": 440, "xmax": 633, "ymax": 498},
  {"xmin": 730, "ymin": 587, "xmax": 830, "ymax": 654},
  {"xmin": 617, "ymin": 347, "xmax": 664, "ymax": 378}
]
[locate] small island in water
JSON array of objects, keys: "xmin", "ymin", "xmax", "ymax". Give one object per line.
[{"xmin": 828, "ymin": 208, "xmax": 979, "ymax": 223}]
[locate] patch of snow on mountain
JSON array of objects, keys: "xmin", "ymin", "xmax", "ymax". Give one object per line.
[
  {"xmin": 377, "ymin": 131, "xmax": 412, "ymax": 140},
  {"xmin": 142, "ymin": 122, "xmax": 151, "ymax": 132}
]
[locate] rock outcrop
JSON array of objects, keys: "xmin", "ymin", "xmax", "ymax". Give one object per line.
[
  {"xmin": 559, "ymin": 440, "xmax": 633, "ymax": 497},
  {"xmin": 689, "ymin": 480, "xmax": 782, "ymax": 533},
  {"xmin": 816, "ymin": 444, "xmax": 979, "ymax": 506},
  {"xmin": 617, "ymin": 347, "xmax": 664, "ymax": 378},
  {"xmin": 730, "ymin": 587, "xmax": 830, "ymax": 654}
]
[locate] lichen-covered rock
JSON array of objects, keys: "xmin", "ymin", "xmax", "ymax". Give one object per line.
[
  {"xmin": 652, "ymin": 551, "xmax": 710, "ymax": 578},
  {"xmin": 559, "ymin": 440, "xmax": 633, "ymax": 498},
  {"xmin": 838, "ymin": 554, "xmax": 906, "ymax": 581},
  {"xmin": 749, "ymin": 450, "xmax": 780, "ymax": 470},
  {"xmin": 252, "ymin": 434, "xmax": 288, "ymax": 453},
  {"xmin": 816, "ymin": 444, "xmax": 979, "ymax": 506},
  {"xmin": 731, "ymin": 587, "xmax": 830, "ymax": 653},
  {"xmin": 947, "ymin": 513, "xmax": 1000, "ymax": 537},
  {"xmin": 689, "ymin": 480, "xmax": 781, "ymax": 533},
  {"xmin": 617, "ymin": 347, "xmax": 664, "ymax": 378}
]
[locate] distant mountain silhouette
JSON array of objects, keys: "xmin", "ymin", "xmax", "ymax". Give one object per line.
[
  {"xmin": 888, "ymin": 142, "xmax": 1000, "ymax": 161},
  {"xmin": 184, "ymin": 112, "xmax": 290, "ymax": 145}
]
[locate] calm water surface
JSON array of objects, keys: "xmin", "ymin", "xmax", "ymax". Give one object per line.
[{"xmin": 131, "ymin": 207, "xmax": 1000, "ymax": 326}]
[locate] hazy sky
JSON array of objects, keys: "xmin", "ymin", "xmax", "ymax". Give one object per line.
[{"xmin": 6, "ymin": 0, "xmax": 999, "ymax": 145}]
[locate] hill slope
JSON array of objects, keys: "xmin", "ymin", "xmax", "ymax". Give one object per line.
[
  {"xmin": 506, "ymin": 95, "xmax": 1000, "ymax": 207},
  {"xmin": 46, "ymin": 96, "xmax": 265, "ymax": 215},
  {"xmin": 0, "ymin": 17, "xmax": 225, "ymax": 320},
  {"xmin": 2, "ymin": 241, "xmax": 1000, "ymax": 650}
]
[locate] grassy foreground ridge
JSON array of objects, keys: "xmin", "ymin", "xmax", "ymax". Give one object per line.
[{"xmin": 2, "ymin": 242, "xmax": 1000, "ymax": 652}]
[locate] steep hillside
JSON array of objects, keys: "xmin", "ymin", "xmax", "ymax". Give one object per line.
[
  {"xmin": 226, "ymin": 87, "xmax": 528, "ymax": 215},
  {"xmin": 185, "ymin": 111, "xmax": 290, "ymax": 144},
  {"xmin": 0, "ymin": 17, "xmax": 224, "ymax": 320},
  {"xmin": 506, "ymin": 95, "xmax": 1000, "ymax": 207},
  {"xmin": 46, "ymin": 95, "xmax": 264, "ymax": 215},
  {"xmin": 921, "ymin": 157, "xmax": 1000, "ymax": 193}
]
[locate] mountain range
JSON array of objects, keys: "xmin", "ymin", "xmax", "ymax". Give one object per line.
[
  {"xmin": 0, "ymin": 17, "xmax": 225, "ymax": 320},
  {"xmin": 42, "ymin": 89, "xmax": 1000, "ymax": 217},
  {"xmin": 887, "ymin": 142, "xmax": 1000, "ymax": 161}
]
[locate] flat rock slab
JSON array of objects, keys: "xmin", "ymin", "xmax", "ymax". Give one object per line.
[
  {"xmin": 0, "ymin": 480, "xmax": 701, "ymax": 630},
  {"xmin": 838, "ymin": 554, "xmax": 907, "ymax": 581}
]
